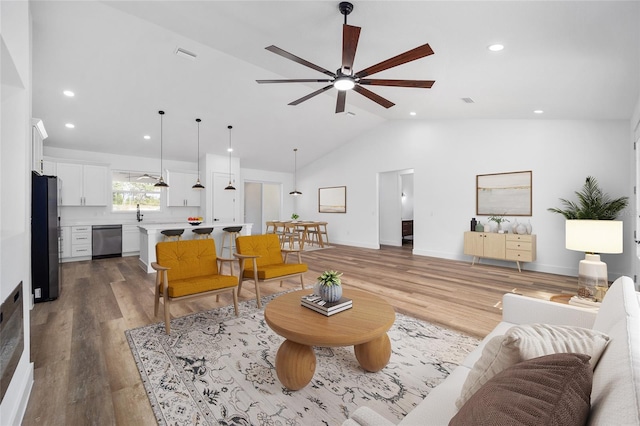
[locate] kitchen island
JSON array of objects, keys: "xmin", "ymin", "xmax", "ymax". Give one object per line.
[{"xmin": 138, "ymin": 222, "xmax": 253, "ymax": 273}]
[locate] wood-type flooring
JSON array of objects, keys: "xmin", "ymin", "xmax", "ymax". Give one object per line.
[{"xmin": 22, "ymin": 244, "xmax": 577, "ymax": 425}]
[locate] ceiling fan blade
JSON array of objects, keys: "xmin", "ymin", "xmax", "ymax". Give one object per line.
[
  {"xmin": 335, "ymin": 91, "xmax": 347, "ymax": 113},
  {"xmin": 359, "ymin": 79, "xmax": 435, "ymax": 88},
  {"xmin": 355, "ymin": 43, "xmax": 434, "ymax": 78},
  {"xmin": 257, "ymin": 79, "xmax": 333, "ymax": 84},
  {"xmin": 265, "ymin": 45, "xmax": 336, "ymax": 78},
  {"xmin": 288, "ymin": 85, "xmax": 334, "ymax": 106},
  {"xmin": 353, "ymin": 85, "xmax": 395, "ymax": 109},
  {"xmin": 342, "ymin": 24, "xmax": 361, "ymax": 74}
]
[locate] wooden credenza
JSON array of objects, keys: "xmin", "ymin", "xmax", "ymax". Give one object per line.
[{"xmin": 463, "ymin": 231, "xmax": 536, "ymax": 272}]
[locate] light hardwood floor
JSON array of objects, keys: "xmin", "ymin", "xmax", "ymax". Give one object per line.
[{"xmin": 22, "ymin": 244, "xmax": 577, "ymax": 425}]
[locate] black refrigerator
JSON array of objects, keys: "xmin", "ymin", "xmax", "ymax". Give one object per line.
[{"xmin": 31, "ymin": 171, "xmax": 60, "ymax": 302}]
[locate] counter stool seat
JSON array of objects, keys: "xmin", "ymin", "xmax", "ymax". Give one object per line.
[
  {"xmin": 192, "ymin": 227, "xmax": 214, "ymax": 239},
  {"xmin": 161, "ymin": 229, "xmax": 184, "ymax": 241},
  {"xmin": 221, "ymin": 226, "xmax": 243, "ymax": 257}
]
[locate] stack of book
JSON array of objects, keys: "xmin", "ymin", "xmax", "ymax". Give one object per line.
[{"xmin": 301, "ymin": 294, "xmax": 352, "ymax": 316}]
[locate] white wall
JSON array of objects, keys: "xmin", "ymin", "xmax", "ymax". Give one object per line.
[
  {"xmin": 297, "ymin": 119, "xmax": 634, "ymax": 279},
  {"xmin": 0, "ymin": 1, "xmax": 34, "ymax": 423}
]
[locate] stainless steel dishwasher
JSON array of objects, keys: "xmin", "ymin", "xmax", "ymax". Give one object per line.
[{"xmin": 92, "ymin": 224, "xmax": 122, "ymax": 259}]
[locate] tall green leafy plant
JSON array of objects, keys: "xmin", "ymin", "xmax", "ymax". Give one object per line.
[{"xmin": 547, "ymin": 176, "xmax": 628, "ymax": 220}]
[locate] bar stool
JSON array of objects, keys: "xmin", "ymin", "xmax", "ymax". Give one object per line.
[
  {"xmin": 161, "ymin": 229, "xmax": 184, "ymax": 241},
  {"xmin": 192, "ymin": 227, "xmax": 213, "ymax": 240},
  {"xmin": 220, "ymin": 226, "xmax": 243, "ymax": 257}
]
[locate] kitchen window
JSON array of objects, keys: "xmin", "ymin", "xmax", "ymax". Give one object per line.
[{"xmin": 112, "ymin": 170, "xmax": 161, "ymax": 212}]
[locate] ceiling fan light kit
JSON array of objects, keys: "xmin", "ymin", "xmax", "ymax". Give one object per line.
[
  {"xmin": 154, "ymin": 110, "xmax": 169, "ymax": 188},
  {"xmin": 257, "ymin": 1, "xmax": 435, "ymax": 113}
]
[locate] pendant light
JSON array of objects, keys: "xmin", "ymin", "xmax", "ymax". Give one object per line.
[
  {"xmin": 224, "ymin": 125, "xmax": 236, "ymax": 191},
  {"xmin": 192, "ymin": 118, "xmax": 205, "ymax": 189},
  {"xmin": 154, "ymin": 110, "xmax": 169, "ymax": 188},
  {"xmin": 289, "ymin": 148, "xmax": 302, "ymax": 196}
]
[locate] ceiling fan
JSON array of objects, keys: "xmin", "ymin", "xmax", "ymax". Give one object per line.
[
  {"xmin": 133, "ymin": 173, "xmax": 160, "ymax": 181},
  {"xmin": 257, "ymin": 1, "xmax": 435, "ymax": 113}
]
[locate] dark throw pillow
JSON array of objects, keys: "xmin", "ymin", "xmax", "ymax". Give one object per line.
[{"xmin": 450, "ymin": 353, "xmax": 592, "ymax": 426}]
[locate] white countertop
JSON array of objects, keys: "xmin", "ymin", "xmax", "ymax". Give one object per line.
[{"xmin": 137, "ymin": 222, "xmax": 251, "ymax": 231}]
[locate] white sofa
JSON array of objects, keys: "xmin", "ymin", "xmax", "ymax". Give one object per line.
[{"xmin": 343, "ymin": 276, "xmax": 640, "ymax": 426}]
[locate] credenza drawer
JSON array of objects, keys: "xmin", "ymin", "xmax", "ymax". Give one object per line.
[
  {"xmin": 506, "ymin": 234, "xmax": 533, "ymax": 242},
  {"xmin": 506, "ymin": 249, "xmax": 535, "ymax": 262},
  {"xmin": 506, "ymin": 241, "xmax": 532, "ymax": 251}
]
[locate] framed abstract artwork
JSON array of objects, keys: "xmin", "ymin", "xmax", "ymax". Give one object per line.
[
  {"xmin": 318, "ymin": 186, "xmax": 346, "ymax": 213},
  {"xmin": 476, "ymin": 171, "xmax": 532, "ymax": 216}
]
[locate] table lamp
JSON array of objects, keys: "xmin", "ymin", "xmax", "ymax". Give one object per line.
[{"xmin": 565, "ymin": 220, "xmax": 623, "ymax": 301}]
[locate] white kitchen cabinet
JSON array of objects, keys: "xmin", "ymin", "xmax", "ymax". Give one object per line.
[
  {"xmin": 71, "ymin": 225, "xmax": 92, "ymax": 257},
  {"xmin": 166, "ymin": 171, "xmax": 201, "ymax": 207},
  {"xmin": 57, "ymin": 162, "xmax": 108, "ymax": 206},
  {"xmin": 31, "ymin": 119, "xmax": 47, "ymax": 173},
  {"xmin": 60, "ymin": 226, "xmax": 72, "ymax": 259},
  {"xmin": 122, "ymin": 225, "xmax": 140, "ymax": 254},
  {"xmin": 42, "ymin": 160, "xmax": 56, "ymax": 176}
]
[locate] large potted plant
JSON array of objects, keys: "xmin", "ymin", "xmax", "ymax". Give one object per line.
[
  {"xmin": 548, "ymin": 176, "xmax": 628, "ymax": 301},
  {"xmin": 547, "ymin": 176, "xmax": 628, "ymax": 219}
]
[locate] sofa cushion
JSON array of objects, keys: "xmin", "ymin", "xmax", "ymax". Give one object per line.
[
  {"xmin": 450, "ymin": 353, "xmax": 592, "ymax": 426},
  {"xmin": 456, "ymin": 324, "xmax": 609, "ymax": 408},
  {"xmin": 588, "ymin": 276, "xmax": 640, "ymax": 425}
]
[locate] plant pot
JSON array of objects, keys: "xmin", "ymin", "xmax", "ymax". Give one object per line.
[{"xmin": 318, "ymin": 283, "xmax": 342, "ymax": 303}]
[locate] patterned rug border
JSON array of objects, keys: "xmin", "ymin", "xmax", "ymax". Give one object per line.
[{"xmin": 125, "ymin": 290, "xmax": 479, "ymax": 425}]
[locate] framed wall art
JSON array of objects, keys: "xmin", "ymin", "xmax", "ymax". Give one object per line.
[
  {"xmin": 318, "ymin": 186, "xmax": 346, "ymax": 213},
  {"xmin": 476, "ymin": 171, "xmax": 532, "ymax": 216}
]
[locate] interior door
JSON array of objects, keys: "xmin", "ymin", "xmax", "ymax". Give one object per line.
[{"xmin": 213, "ymin": 172, "xmax": 236, "ymax": 222}]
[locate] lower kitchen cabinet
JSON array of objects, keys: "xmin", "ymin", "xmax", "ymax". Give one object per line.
[{"xmin": 122, "ymin": 225, "xmax": 140, "ymax": 254}]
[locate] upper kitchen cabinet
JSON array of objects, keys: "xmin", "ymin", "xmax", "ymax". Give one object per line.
[
  {"xmin": 166, "ymin": 171, "xmax": 201, "ymax": 207},
  {"xmin": 31, "ymin": 118, "xmax": 47, "ymax": 173},
  {"xmin": 57, "ymin": 162, "xmax": 109, "ymax": 206}
]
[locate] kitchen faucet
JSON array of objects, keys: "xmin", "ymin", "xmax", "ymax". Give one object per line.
[{"xmin": 136, "ymin": 204, "xmax": 143, "ymax": 222}]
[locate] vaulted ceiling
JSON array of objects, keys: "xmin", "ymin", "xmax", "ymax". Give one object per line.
[{"xmin": 31, "ymin": 1, "xmax": 640, "ymax": 172}]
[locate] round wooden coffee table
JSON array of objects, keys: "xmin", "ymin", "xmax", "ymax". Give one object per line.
[{"xmin": 264, "ymin": 288, "xmax": 396, "ymax": 390}]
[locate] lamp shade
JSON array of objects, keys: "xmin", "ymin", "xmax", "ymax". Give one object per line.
[{"xmin": 565, "ymin": 220, "xmax": 623, "ymax": 254}]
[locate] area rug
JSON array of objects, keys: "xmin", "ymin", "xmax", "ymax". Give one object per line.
[{"xmin": 126, "ymin": 293, "xmax": 479, "ymax": 425}]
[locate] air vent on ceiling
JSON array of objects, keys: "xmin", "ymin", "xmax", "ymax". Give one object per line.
[
  {"xmin": 461, "ymin": 97, "xmax": 475, "ymax": 104},
  {"xmin": 175, "ymin": 47, "xmax": 197, "ymax": 60}
]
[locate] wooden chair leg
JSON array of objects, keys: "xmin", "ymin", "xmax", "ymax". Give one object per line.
[
  {"xmin": 162, "ymin": 271, "xmax": 171, "ymax": 334},
  {"xmin": 216, "ymin": 295, "xmax": 220, "ymax": 302},
  {"xmin": 154, "ymin": 270, "xmax": 161, "ymax": 316},
  {"xmin": 252, "ymin": 258, "xmax": 262, "ymax": 308},
  {"xmin": 237, "ymin": 259, "xmax": 245, "ymax": 295},
  {"xmin": 232, "ymin": 287, "xmax": 239, "ymax": 316},
  {"xmin": 299, "ymin": 274, "xmax": 305, "ymax": 289}
]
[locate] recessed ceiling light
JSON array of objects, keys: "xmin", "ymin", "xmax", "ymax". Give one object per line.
[
  {"xmin": 65, "ymin": 123, "xmax": 75, "ymax": 128},
  {"xmin": 63, "ymin": 90, "xmax": 75, "ymax": 97},
  {"xmin": 143, "ymin": 135, "xmax": 151, "ymax": 140},
  {"xmin": 488, "ymin": 44, "xmax": 504, "ymax": 52},
  {"xmin": 227, "ymin": 147, "xmax": 233, "ymax": 152},
  {"xmin": 533, "ymin": 110, "xmax": 544, "ymax": 114},
  {"xmin": 409, "ymin": 111, "xmax": 417, "ymax": 116}
]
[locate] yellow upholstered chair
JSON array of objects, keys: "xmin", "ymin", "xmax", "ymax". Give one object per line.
[
  {"xmin": 152, "ymin": 239, "xmax": 238, "ymax": 334},
  {"xmin": 234, "ymin": 233, "xmax": 307, "ymax": 308}
]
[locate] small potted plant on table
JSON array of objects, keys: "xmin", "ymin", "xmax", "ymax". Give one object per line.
[{"xmin": 315, "ymin": 270, "xmax": 343, "ymax": 302}]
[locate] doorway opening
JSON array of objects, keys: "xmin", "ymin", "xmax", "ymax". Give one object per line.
[
  {"xmin": 378, "ymin": 169, "xmax": 414, "ymax": 247},
  {"xmin": 244, "ymin": 181, "xmax": 281, "ymax": 235}
]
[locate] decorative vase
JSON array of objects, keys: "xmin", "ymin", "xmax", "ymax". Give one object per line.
[
  {"xmin": 475, "ymin": 223, "xmax": 484, "ymax": 232},
  {"xmin": 525, "ymin": 220, "xmax": 532, "ymax": 235},
  {"xmin": 511, "ymin": 219, "xmax": 519, "ymax": 234},
  {"xmin": 516, "ymin": 223, "xmax": 527, "ymax": 234},
  {"xmin": 318, "ymin": 283, "xmax": 342, "ymax": 303}
]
